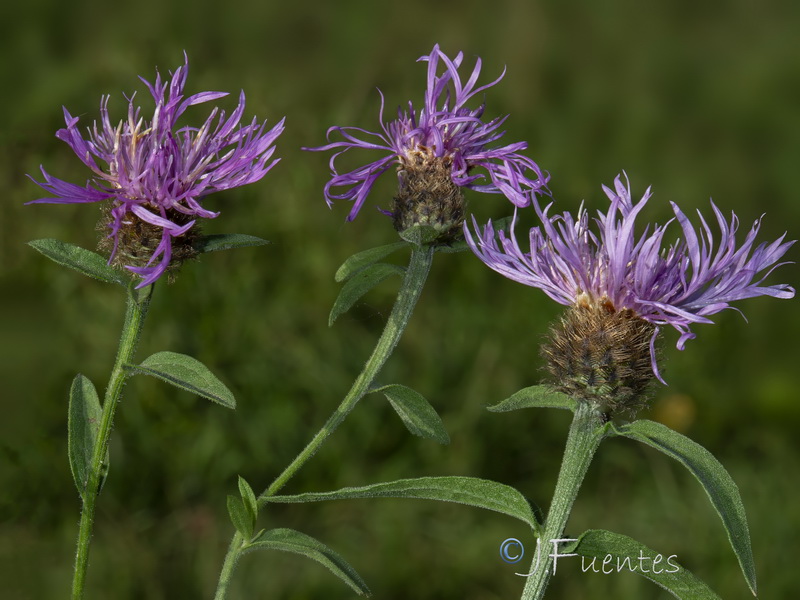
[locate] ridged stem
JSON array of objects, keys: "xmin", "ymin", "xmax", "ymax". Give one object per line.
[
  {"xmin": 71, "ymin": 283, "xmax": 153, "ymax": 600},
  {"xmin": 213, "ymin": 245, "xmax": 435, "ymax": 599},
  {"xmin": 519, "ymin": 402, "xmax": 606, "ymax": 600}
]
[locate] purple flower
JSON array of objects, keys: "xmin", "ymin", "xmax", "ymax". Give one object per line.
[
  {"xmin": 29, "ymin": 54, "xmax": 285, "ymax": 287},
  {"xmin": 466, "ymin": 173, "xmax": 795, "ymax": 381},
  {"xmin": 305, "ymin": 44, "xmax": 548, "ymax": 222}
]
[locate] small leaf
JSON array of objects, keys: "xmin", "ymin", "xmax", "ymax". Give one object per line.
[
  {"xmin": 238, "ymin": 476, "xmax": 258, "ymax": 522},
  {"xmin": 610, "ymin": 420, "xmax": 756, "ymax": 595},
  {"xmin": 489, "ymin": 215, "xmax": 514, "ymax": 234},
  {"xmin": 266, "ymin": 476, "xmax": 541, "ymax": 535},
  {"xmin": 329, "ymin": 263, "xmax": 405, "ymax": 326},
  {"xmin": 246, "ymin": 528, "xmax": 370, "ymax": 596},
  {"xmin": 372, "ymin": 384, "xmax": 449, "ymax": 444},
  {"xmin": 227, "ymin": 495, "xmax": 254, "ymax": 540},
  {"xmin": 564, "ymin": 529, "xmax": 721, "ymax": 599},
  {"xmin": 194, "ymin": 233, "xmax": 269, "ymax": 254},
  {"xmin": 335, "ymin": 241, "xmax": 408, "ymax": 282},
  {"xmin": 434, "ymin": 238, "xmax": 469, "ymax": 254},
  {"xmin": 125, "ymin": 351, "xmax": 235, "ymax": 408},
  {"xmin": 488, "ymin": 385, "xmax": 577, "ymax": 413},
  {"xmin": 68, "ymin": 374, "xmax": 107, "ymax": 498},
  {"xmin": 398, "ymin": 224, "xmax": 440, "ymax": 246},
  {"xmin": 28, "ymin": 239, "xmax": 127, "ymax": 285}
]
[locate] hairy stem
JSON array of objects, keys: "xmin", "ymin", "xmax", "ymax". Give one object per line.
[
  {"xmin": 72, "ymin": 283, "xmax": 153, "ymax": 600},
  {"xmin": 520, "ymin": 402, "xmax": 606, "ymax": 600},
  {"xmin": 213, "ymin": 245, "xmax": 435, "ymax": 599}
]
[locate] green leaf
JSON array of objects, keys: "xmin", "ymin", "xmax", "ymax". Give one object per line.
[
  {"xmin": 398, "ymin": 224, "xmax": 440, "ymax": 246},
  {"xmin": 434, "ymin": 238, "xmax": 469, "ymax": 253},
  {"xmin": 371, "ymin": 384, "xmax": 449, "ymax": 444},
  {"xmin": 238, "ymin": 476, "xmax": 258, "ymax": 522},
  {"xmin": 193, "ymin": 233, "xmax": 269, "ymax": 253},
  {"xmin": 125, "ymin": 351, "xmax": 236, "ymax": 409},
  {"xmin": 610, "ymin": 420, "xmax": 756, "ymax": 595},
  {"xmin": 246, "ymin": 528, "xmax": 370, "ymax": 596},
  {"xmin": 488, "ymin": 385, "xmax": 577, "ymax": 413},
  {"xmin": 335, "ymin": 241, "xmax": 408, "ymax": 282},
  {"xmin": 28, "ymin": 239, "xmax": 128, "ymax": 285},
  {"xmin": 563, "ymin": 529, "xmax": 721, "ymax": 599},
  {"xmin": 68, "ymin": 375, "xmax": 108, "ymax": 498},
  {"xmin": 227, "ymin": 495, "xmax": 254, "ymax": 540},
  {"xmin": 329, "ymin": 263, "xmax": 405, "ymax": 326},
  {"xmin": 266, "ymin": 476, "xmax": 541, "ymax": 535}
]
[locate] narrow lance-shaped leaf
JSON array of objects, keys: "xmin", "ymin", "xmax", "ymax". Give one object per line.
[
  {"xmin": 371, "ymin": 384, "xmax": 449, "ymax": 444},
  {"xmin": 335, "ymin": 241, "xmax": 408, "ymax": 282},
  {"xmin": 245, "ymin": 528, "xmax": 370, "ymax": 596},
  {"xmin": 488, "ymin": 385, "xmax": 577, "ymax": 413},
  {"xmin": 68, "ymin": 374, "xmax": 109, "ymax": 498},
  {"xmin": 68, "ymin": 374, "xmax": 101, "ymax": 495},
  {"xmin": 124, "ymin": 351, "xmax": 236, "ymax": 409},
  {"xmin": 610, "ymin": 420, "xmax": 756, "ymax": 596},
  {"xmin": 329, "ymin": 263, "xmax": 405, "ymax": 326},
  {"xmin": 264, "ymin": 476, "xmax": 541, "ymax": 535},
  {"xmin": 227, "ymin": 495, "xmax": 255, "ymax": 541},
  {"xmin": 238, "ymin": 476, "xmax": 258, "ymax": 523},
  {"xmin": 28, "ymin": 239, "xmax": 128, "ymax": 285},
  {"xmin": 193, "ymin": 233, "xmax": 269, "ymax": 254},
  {"xmin": 564, "ymin": 529, "xmax": 721, "ymax": 600}
]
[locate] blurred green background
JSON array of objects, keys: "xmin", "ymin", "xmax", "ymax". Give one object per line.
[{"xmin": 1, "ymin": 0, "xmax": 798, "ymax": 598}]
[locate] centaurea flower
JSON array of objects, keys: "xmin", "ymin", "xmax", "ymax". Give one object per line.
[
  {"xmin": 467, "ymin": 174, "xmax": 794, "ymax": 410},
  {"xmin": 29, "ymin": 54, "xmax": 285, "ymax": 287},
  {"xmin": 306, "ymin": 44, "xmax": 548, "ymax": 239}
]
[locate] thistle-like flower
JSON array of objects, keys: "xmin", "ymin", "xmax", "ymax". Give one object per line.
[
  {"xmin": 467, "ymin": 174, "xmax": 795, "ymax": 412},
  {"xmin": 29, "ymin": 55, "xmax": 285, "ymax": 288},
  {"xmin": 305, "ymin": 44, "xmax": 548, "ymax": 240}
]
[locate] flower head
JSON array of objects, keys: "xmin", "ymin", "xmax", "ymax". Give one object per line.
[
  {"xmin": 467, "ymin": 174, "xmax": 795, "ymax": 393},
  {"xmin": 305, "ymin": 44, "xmax": 548, "ymax": 235},
  {"xmin": 29, "ymin": 54, "xmax": 285, "ymax": 287}
]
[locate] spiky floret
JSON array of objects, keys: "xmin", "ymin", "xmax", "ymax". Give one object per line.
[
  {"xmin": 467, "ymin": 173, "xmax": 795, "ymax": 384},
  {"xmin": 305, "ymin": 44, "xmax": 548, "ymax": 224},
  {"xmin": 29, "ymin": 54, "xmax": 285, "ymax": 288}
]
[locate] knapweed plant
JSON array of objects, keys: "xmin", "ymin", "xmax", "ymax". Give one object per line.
[
  {"xmin": 27, "ymin": 45, "xmax": 794, "ymax": 600},
  {"xmin": 212, "ymin": 44, "xmax": 548, "ymax": 598},
  {"xmin": 28, "ymin": 55, "xmax": 284, "ymax": 599},
  {"xmin": 465, "ymin": 174, "xmax": 794, "ymax": 598}
]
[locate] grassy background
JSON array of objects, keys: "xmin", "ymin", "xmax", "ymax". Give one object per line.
[{"xmin": 1, "ymin": 0, "xmax": 799, "ymax": 598}]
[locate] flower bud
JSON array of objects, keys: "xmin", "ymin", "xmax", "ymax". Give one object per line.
[
  {"xmin": 390, "ymin": 150, "xmax": 465, "ymax": 243},
  {"xmin": 541, "ymin": 297, "xmax": 658, "ymax": 414}
]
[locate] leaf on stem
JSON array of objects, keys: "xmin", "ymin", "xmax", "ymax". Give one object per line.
[
  {"xmin": 488, "ymin": 385, "xmax": 577, "ymax": 413},
  {"xmin": 609, "ymin": 420, "xmax": 756, "ymax": 596},
  {"xmin": 266, "ymin": 476, "xmax": 541, "ymax": 535},
  {"xmin": 564, "ymin": 529, "xmax": 721, "ymax": 599},
  {"xmin": 245, "ymin": 528, "xmax": 370, "ymax": 596},
  {"xmin": 329, "ymin": 263, "xmax": 405, "ymax": 326},
  {"xmin": 227, "ymin": 495, "xmax": 255, "ymax": 541},
  {"xmin": 238, "ymin": 476, "xmax": 258, "ymax": 523},
  {"xmin": 68, "ymin": 374, "xmax": 108, "ymax": 498},
  {"xmin": 124, "ymin": 351, "xmax": 236, "ymax": 409},
  {"xmin": 371, "ymin": 384, "xmax": 449, "ymax": 444},
  {"xmin": 334, "ymin": 241, "xmax": 409, "ymax": 282},
  {"xmin": 28, "ymin": 239, "xmax": 128, "ymax": 285},
  {"xmin": 193, "ymin": 233, "xmax": 269, "ymax": 254},
  {"xmin": 398, "ymin": 224, "xmax": 441, "ymax": 246}
]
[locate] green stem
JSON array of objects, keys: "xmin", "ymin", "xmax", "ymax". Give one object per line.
[
  {"xmin": 71, "ymin": 283, "xmax": 153, "ymax": 600},
  {"xmin": 519, "ymin": 402, "xmax": 606, "ymax": 600},
  {"xmin": 213, "ymin": 245, "xmax": 435, "ymax": 600}
]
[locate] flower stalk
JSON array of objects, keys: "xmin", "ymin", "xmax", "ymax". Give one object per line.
[
  {"xmin": 213, "ymin": 244, "xmax": 436, "ymax": 599},
  {"xmin": 520, "ymin": 401, "xmax": 607, "ymax": 600},
  {"xmin": 72, "ymin": 282, "xmax": 153, "ymax": 600}
]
